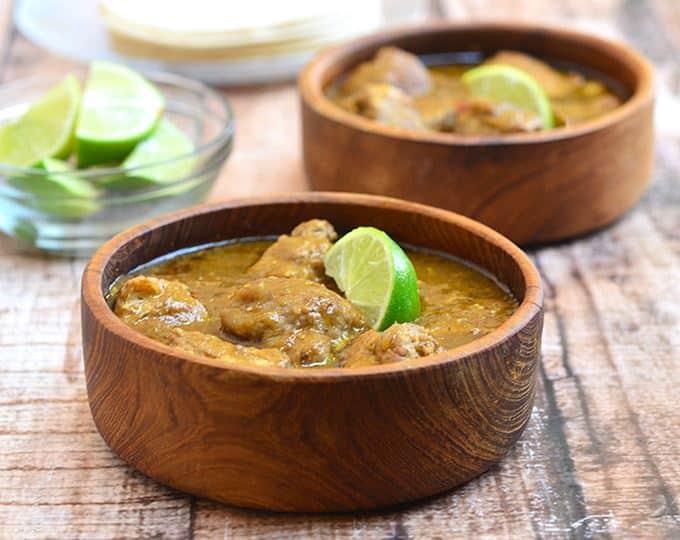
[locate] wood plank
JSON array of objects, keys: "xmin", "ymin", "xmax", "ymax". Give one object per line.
[
  {"xmin": 0, "ymin": 0, "xmax": 14, "ymax": 74},
  {"xmin": 0, "ymin": 1, "xmax": 678, "ymax": 538},
  {"xmin": 651, "ymin": 0, "xmax": 680, "ymax": 52},
  {"xmin": 441, "ymin": 0, "xmax": 620, "ymax": 24},
  {"xmin": 0, "ymin": 433, "xmax": 119, "ymax": 470},
  {"xmin": 212, "ymin": 83, "xmax": 308, "ymax": 201},
  {"xmin": 535, "ymin": 235, "xmax": 679, "ymax": 536},
  {"xmin": 0, "ymin": 33, "xmax": 74, "ymax": 82},
  {"xmin": 0, "ymin": 504, "xmax": 191, "ymax": 540}
]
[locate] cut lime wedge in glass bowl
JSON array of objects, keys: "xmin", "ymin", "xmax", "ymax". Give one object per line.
[
  {"xmin": 8, "ymin": 158, "xmax": 100, "ymax": 219},
  {"xmin": 100, "ymin": 119, "xmax": 195, "ymax": 190},
  {"xmin": 76, "ymin": 61, "xmax": 164, "ymax": 167},
  {"xmin": 0, "ymin": 74, "xmax": 80, "ymax": 167}
]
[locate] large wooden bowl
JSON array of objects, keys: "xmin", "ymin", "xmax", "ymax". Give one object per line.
[
  {"xmin": 300, "ymin": 23, "xmax": 655, "ymax": 245},
  {"xmin": 81, "ymin": 192, "xmax": 543, "ymax": 512}
]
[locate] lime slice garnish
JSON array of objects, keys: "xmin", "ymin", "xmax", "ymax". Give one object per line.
[
  {"xmin": 100, "ymin": 119, "xmax": 195, "ymax": 190},
  {"xmin": 76, "ymin": 61, "xmax": 164, "ymax": 167},
  {"xmin": 324, "ymin": 226, "xmax": 420, "ymax": 330},
  {"xmin": 9, "ymin": 158, "xmax": 100, "ymax": 219},
  {"xmin": 461, "ymin": 64, "xmax": 554, "ymax": 129},
  {"xmin": 0, "ymin": 75, "xmax": 80, "ymax": 167}
]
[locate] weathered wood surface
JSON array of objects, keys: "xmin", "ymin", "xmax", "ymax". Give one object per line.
[{"xmin": 0, "ymin": 1, "xmax": 678, "ymax": 538}]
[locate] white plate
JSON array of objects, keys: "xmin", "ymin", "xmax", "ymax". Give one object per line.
[
  {"xmin": 15, "ymin": 0, "xmax": 381, "ymax": 85},
  {"xmin": 100, "ymin": 0, "xmax": 370, "ymax": 46}
]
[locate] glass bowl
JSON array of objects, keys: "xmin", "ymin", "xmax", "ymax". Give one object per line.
[{"xmin": 0, "ymin": 70, "xmax": 234, "ymax": 256}]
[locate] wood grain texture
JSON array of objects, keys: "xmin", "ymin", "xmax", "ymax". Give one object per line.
[
  {"xmin": 81, "ymin": 193, "xmax": 543, "ymax": 512},
  {"xmin": 0, "ymin": 0, "xmax": 679, "ymax": 537},
  {"xmin": 300, "ymin": 22, "xmax": 655, "ymax": 246}
]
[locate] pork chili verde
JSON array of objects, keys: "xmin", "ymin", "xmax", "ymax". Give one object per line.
[
  {"xmin": 329, "ymin": 47, "xmax": 621, "ymax": 134},
  {"xmin": 110, "ymin": 220, "xmax": 517, "ymax": 369}
]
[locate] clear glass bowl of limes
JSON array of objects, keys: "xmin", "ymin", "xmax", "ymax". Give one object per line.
[{"xmin": 0, "ymin": 62, "xmax": 234, "ymax": 256}]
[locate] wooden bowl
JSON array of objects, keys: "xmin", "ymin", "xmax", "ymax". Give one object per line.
[
  {"xmin": 299, "ymin": 23, "xmax": 655, "ymax": 245},
  {"xmin": 81, "ymin": 192, "xmax": 543, "ymax": 512}
]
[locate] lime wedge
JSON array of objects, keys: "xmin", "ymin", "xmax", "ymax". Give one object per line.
[
  {"xmin": 9, "ymin": 158, "xmax": 100, "ymax": 219},
  {"xmin": 461, "ymin": 64, "xmax": 554, "ymax": 129},
  {"xmin": 100, "ymin": 119, "xmax": 195, "ymax": 190},
  {"xmin": 11, "ymin": 158, "xmax": 99, "ymax": 197},
  {"xmin": 12, "ymin": 219, "xmax": 38, "ymax": 246},
  {"xmin": 0, "ymin": 75, "xmax": 80, "ymax": 167},
  {"xmin": 76, "ymin": 61, "xmax": 164, "ymax": 167},
  {"xmin": 324, "ymin": 227, "xmax": 420, "ymax": 330}
]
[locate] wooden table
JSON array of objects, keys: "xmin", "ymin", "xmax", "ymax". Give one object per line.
[{"xmin": 1, "ymin": 1, "xmax": 679, "ymax": 538}]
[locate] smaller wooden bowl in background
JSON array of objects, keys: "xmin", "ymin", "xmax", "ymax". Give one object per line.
[
  {"xmin": 81, "ymin": 193, "xmax": 543, "ymax": 512},
  {"xmin": 300, "ymin": 23, "xmax": 655, "ymax": 245}
]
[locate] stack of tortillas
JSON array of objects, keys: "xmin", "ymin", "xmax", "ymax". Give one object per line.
[{"xmin": 100, "ymin": 0, "xmax": 382, "ymax": 62}]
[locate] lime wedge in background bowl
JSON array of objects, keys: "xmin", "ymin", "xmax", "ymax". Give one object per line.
[
  {"xmin": 324, "ymin": 226, "xmax": 420, "ymax": 330},
  {"xmin": 0, "ymin": 74, "xmax": 80, "ymax": 167},
  {"xmin": 27, "ymin": 158, "xmax": 98, "ymax": 198},
  {"xmin": 461, "ymin": 64, "xmax": 554, "ymax": 129},
  {"xmin": 76, "ymin": 61, "xmax": 164, "ymax": 167},
  {"xmin": 99, "ymin": 119, "xmax": 195, "ymax": 191},
  {"xmin": 9, "ymin": 158, "xmax": 100, "ymax": 218}
]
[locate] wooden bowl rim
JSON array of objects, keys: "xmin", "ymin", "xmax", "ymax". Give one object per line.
[
  {"xmin": 82, "ymin": 192, "xmax": 543, "ymax": 381},
  {"xmin": 299, "ymin": 20, "xmax": 655, "ymax": 146}
]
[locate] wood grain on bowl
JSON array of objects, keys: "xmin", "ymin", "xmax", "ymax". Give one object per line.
[
  {"xmin": 300, "ymin": 23, "xmax": 655, "ymax": 245},
  {"xmin": 81, "ymin": 192, "xmax": 543, "ymax": 512}
]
